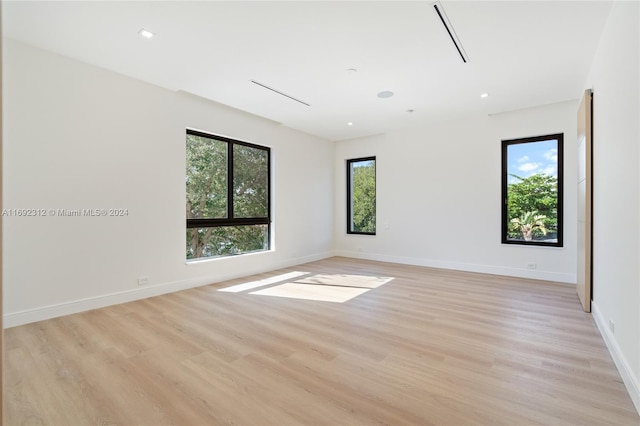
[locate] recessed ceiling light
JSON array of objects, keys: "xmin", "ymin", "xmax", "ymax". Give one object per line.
[
  {"xmin": 480, "ymin": 93, "xmax": 489, "ymax": 98},
  {"xmin": 347, "ymin": 122, "xmax": 354, "ymax": 126},
  {"xmin": 377, "ymin": 91, "xmax": 394, "ymax": 99},
  {"xmin": 138, "ymin": 28, "xmax": 155, "ymax": 39},
  {"xmin": 346, "ymin": 68, "xmax": 358, "ymax": 74}
]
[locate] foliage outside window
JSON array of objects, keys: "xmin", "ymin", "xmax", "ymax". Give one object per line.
[
  {"xmin": 186, "ymin": 130, "xmax": 270, "ymax": 259},
  {"xmin": 347, "ymin": 157, "xmax": 376, "ymax": 235},
  {"xmin": 502, "ymin": 134, "xmax": 563, "ymax": 247}
]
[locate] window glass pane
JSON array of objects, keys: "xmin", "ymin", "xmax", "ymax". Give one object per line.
[
  {"xmin": 186, "ymin": 134, "xmax": 227, "ymax": 219},
  {"xmin": 504, "ymin": 136, "xmax": 561, "ymax": 245},
  {"xmin": 233, "ymin": 144, "xmax": 269, "ymax": 218},
  {"xmin": 349, "ymin": 158, "xmax": 376, "ymax": 234},
  {"xmin": 187, "ymin": 225, "xmax": 269, "ymax": 259}
]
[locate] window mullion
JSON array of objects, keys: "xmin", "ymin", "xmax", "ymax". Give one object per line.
[{"xmin": 227, "ymin": 141, "xmax": 234, "ymax": 220}]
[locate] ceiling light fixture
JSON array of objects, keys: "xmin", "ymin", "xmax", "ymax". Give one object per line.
[
  {"xmin": 433, "ymin": 1, "xmax": 469, "ymax": 63},
  {"xmin": 377, "ymin": 91, "xmax": 394, "ymax": 99},
  {"xmin": 480, "ymin": 93, "xmax": 489, "ymax": 98},
  {"xmin": 348, "ymin": 122, "xmax": 354, "ymax": 126},
  {"xmin": 138, "ymin": 28, "xmax": 155, "ymax": 39},
  {"xmin": 346, "ymin": 68, "xmax": 358, "ymax": 74}
]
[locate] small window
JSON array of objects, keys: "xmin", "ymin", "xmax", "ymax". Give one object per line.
[
  {"xmin": 502, "ymin": 134, "xmax": 563, "ymax": 247},
  {"xmin": 347, "ymin": 157, "xmax": 376, "ymax": 235},
  {"xmin": 186, "ymin": 130, "xmax": 270, "ymax": 259}
]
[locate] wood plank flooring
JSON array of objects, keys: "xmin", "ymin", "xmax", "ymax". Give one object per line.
[{"xmin": 4, "ymin": 257, "xmax": 639, "ymax": 425}]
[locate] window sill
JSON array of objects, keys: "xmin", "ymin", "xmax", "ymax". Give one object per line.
[{"xmin": 185, "ymin": 249, "xmax": 274, "ymax": 265}]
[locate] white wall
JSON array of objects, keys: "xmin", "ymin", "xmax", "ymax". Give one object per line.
[
  {"xmin": 335, "ymin": 101, "xmax": 578, "ymax": 283},
  {"xmin": 584, "ymin": 1, "xmax": 640, "ymax": 412},
  {"xmin": 2, "ymin": 39, "xmax": 334, "ymax": 326}
]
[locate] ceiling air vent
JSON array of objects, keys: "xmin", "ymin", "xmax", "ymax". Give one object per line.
[
  {"xmin": 433, "ymin": 1, "xmax": 469, "ymax": 63},
  {"xmin": 250, "ymin": 80, "xmax": 311, "ymax": 107}
]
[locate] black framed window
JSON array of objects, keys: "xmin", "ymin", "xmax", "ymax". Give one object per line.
[
  {"xmin": 502, "ymin": 133, "xmax": 563, "ymax": 247},
  {"xmin": 186, "ymin": 129, "xmax": 270, "ymax": 259},
  {"xmin": 347, "ymin": 157, "xmax": 376, "ymax": 235}
]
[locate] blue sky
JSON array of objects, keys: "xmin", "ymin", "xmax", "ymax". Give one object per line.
[{"xmin": 507, "ymin": 139, "xmax": 558, "ymax": 184}]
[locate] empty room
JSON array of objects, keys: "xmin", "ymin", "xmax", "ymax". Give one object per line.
[{"xmin": 2, "ymin": 1, "xmax": 639, "ymax": 425}]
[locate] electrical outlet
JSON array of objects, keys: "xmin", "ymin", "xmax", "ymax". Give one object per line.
[
  {"xmin": 609, "ymin": 319, "xmax": 615, "ymax": 334},
  {"xmin": 527, "ymin": 263, "xmax": 537, "ymax": 269},
  {"xmin": 137, "ymin": 276, "xmax": 149, "ymax": 286}
]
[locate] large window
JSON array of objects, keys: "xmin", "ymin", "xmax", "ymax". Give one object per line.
[
  {"xmin": 347, "ymin": 157, "xmax": 376, "ymax": 235},
  {"xmin": 186, "ymin": 130, "xmax": 270, "ymax": 259},
  {"xmin": 502, "ymin": 133, "xmax": 563, "ymax": 247}
]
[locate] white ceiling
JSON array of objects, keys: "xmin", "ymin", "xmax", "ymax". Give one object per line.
[{"xmin": 3, "ymin": 1, "xmax": 612, "ymax": 141}]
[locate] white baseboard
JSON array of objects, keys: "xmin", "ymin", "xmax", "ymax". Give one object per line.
[
  {"xmin": 4, "ymin": 276, "xmax": 213, "ymax": 328},
  {"xmin": 592, "ymin": 302, "xmax": 640, "ymax": 415},
  {"xmin": 4, "ymin": 251, "xmax": 333, "ymax": 328},
  {"xmin": 333, "ymin": 250, "xmax": 576, "ymax": 283},
  {"xmin": 6, "ymin": 250, "xmax": 571, "ymax": 327}
]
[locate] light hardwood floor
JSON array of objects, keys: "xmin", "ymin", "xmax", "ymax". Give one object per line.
[{"xmin": 5, "ymin": 257, "xmax": 639, "ymax": 425}]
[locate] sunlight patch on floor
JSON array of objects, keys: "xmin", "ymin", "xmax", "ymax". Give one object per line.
[
  {"xmin": 219, "ymin": 271, "xmax": 394, "ymax": 303},
  {"xmin": 218, "ymin": 271, "xmax": 310, "ymax": 293},
  {"xmin": 250, "ymin": 274, "xmax": 394, "ymax": 303},
  {"xmin": 296, "ymin": 274, "xmax": 394, "ymax": 289},
  {"xmin": 250, "ymin": 283, "xmax": 371, "ymax": 303}
]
